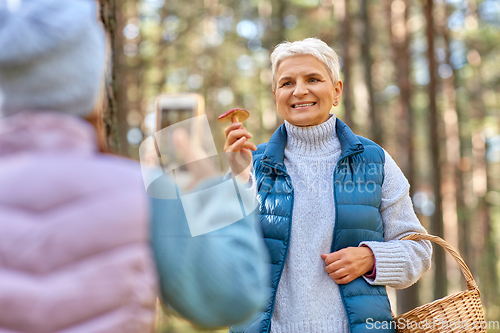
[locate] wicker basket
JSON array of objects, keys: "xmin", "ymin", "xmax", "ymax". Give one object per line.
[{"xmin": 392, "ymin": 233, "xmax": 486, "ymax": 333}]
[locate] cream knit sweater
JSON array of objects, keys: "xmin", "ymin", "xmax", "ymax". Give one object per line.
[{"xmin": 269, "ymin": 115, "xmax": 432, "ymax": 333}]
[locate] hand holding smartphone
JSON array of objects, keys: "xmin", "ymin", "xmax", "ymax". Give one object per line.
[{"xmin": 154, "ymin": 93, "xmax": 220, "ymax": 192}]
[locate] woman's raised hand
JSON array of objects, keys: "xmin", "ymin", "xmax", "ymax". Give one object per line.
[{"xmin": 223, "ymin": 120, "xmax": 257, "ymax": 183}]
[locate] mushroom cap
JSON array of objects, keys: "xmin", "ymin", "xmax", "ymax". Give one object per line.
[{"xmin": 218, "ymin": 108, "xmax": 250, "ymax": 123}]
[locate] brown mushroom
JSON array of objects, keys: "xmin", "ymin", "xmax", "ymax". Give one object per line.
[{"xmin": 218, "ymin": 108, "xmax": 250, "ymax": 123}]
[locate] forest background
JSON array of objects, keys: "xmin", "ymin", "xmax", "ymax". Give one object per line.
[{"xmin": 98, "ymin": 0, "xmax": 500, "ymax": 331}]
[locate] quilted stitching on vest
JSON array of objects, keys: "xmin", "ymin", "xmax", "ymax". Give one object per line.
[{"xmin": 230, "ymin": 119, "xmax": 395, "ymax": 333}]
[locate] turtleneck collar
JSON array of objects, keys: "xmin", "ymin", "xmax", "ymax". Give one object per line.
[{"xmin": 284, "ymin": 114, "xmax": 339, "ymax": 156}]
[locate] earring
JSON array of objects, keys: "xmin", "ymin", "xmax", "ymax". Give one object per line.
[{"xmin": 334, "ymin": 101, "xmax": 338, "ymax": 106}]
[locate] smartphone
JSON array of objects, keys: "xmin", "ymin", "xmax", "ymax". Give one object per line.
[
  {"xmin": 154, "ymin": 93, "xmax": 207, "ymax": 179},
  {"xmin": 155, "ymin": 93, "xmax": 205, "ymax": 132}
]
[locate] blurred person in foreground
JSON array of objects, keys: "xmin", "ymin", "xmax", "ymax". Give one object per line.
[
  {"xmin": 224, "ymin": 38, "xmax": 432, "ymax": 333},
  {"xmin": 0, "ymin": 0, "xmax": 267, "ymax": 332},
  {"xmin": 149, "ymin": 127, "xmax": 269, "ymax": 328}
]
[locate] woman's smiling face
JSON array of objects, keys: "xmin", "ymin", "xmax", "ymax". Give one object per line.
[{"xmin": 273, "ymin": 54, "xmax": 342, "ymax": 127}]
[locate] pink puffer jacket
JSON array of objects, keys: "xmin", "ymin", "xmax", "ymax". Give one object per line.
[{"xmin": 0, "ymin": 112, "xmax": 157, "ymax": 333}]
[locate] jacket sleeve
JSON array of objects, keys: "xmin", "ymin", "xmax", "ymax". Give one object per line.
[
  {"xmin": 360, "ymin": 150, "xmax": 432, "ymax": 289},
  {"xmin": 149, "ymin": 175, "xmax": 269, "ymax": 328}
]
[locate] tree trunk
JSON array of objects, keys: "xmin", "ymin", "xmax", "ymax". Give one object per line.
[
  {"xmin": 440, "ymin": 1, "xmax": 461, "ymax": 294},
  {"xmin": 360, "ymin": 0, "xmax": 381, "ymax": 144},
  {"xmin": 99, "ymin": 0, "xmax": 121, "ymax": 154},
  {"xmin": 470, "ymin": 63, "xmax": 499, "ymax": 312},
  {"xmin": 389, "ymin": 0, "xmax": 419, "ymax": 313},
  {"xmin": 341, "ymin": 0, "xmax": 354, "ymax": 130},
  {"xmin": 450, "ymin": 49, "xmax": 472, "ymax": 282},
  {"xmin": 115, "ymin": 4, "xmax": 129, "ymax": 157},
  {"xmin": 271, "ymin": 0, "xmax": 287, "ymax": 45},
  {"xmin": 425, "ymin": 0, "xmax": 447, "ymax": 299}
]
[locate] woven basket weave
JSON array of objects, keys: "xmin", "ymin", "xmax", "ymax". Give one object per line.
[{"xmin": 392, "ymin": 233, "xmax": 486, "ymax": 333}]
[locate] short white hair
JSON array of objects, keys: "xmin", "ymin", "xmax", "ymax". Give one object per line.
[{"xmin": 270, "ymin": 38, "xmax": 341, "ymax": 92}]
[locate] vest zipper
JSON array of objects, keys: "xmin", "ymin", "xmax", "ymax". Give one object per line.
[
  {"xmin": 262, "ymin": 164, "xmax": 294, "ymax": 333},
  {"xmin": 330, "ymin": 151, "xmax": 365, "ymax": 333}
]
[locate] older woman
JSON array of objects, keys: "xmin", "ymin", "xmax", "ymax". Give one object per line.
[{"xmin": 224, "ymin": 38, "xmax": 432, "ymax": 333}]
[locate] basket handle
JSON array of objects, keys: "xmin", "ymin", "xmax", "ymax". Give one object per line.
[{"xmin": 400, "ymin": 233, "xmax": 478, "ymax": 291}]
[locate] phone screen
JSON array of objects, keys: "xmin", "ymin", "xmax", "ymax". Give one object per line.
[
  {"xmin": 156, "ymin": 108, "xmax": 197, "ymax": 171},
  {"xmin": 155, "ymin": 95, "xmax": 204, "ymax": 175},
  {"xmin": 160, "ymin": 108, "xmax": 194, "ymax": 130}
]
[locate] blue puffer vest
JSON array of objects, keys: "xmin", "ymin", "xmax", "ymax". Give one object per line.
[{"xmin": 230, "ymin": 118, "xmax": 395, "ymax": 333}]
